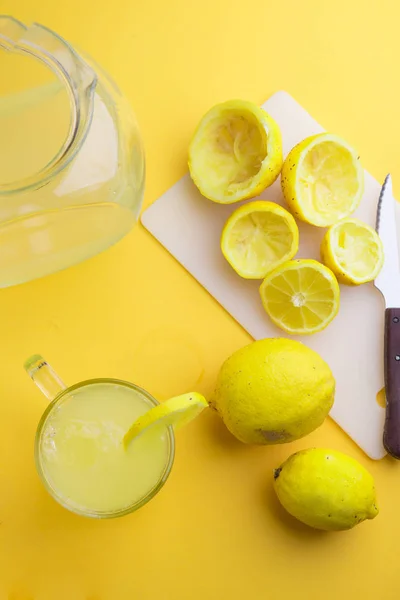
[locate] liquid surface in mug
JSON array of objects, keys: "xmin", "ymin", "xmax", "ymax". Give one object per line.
[{"xmin": 38, "ymin": 382, "xmax": 172, "ymax": 515}]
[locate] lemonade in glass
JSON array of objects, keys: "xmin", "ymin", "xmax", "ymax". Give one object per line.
[{"xmin": 26, "ymin": 355, "xmax": 174, "ymax": 518}]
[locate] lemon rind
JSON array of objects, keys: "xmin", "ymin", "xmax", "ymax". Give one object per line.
[
  {"xmin": 282, "ymin": 133, "xmax": 364, "ymax": 227},
  {"xmin": 221, "ymin": 200, "xmax": 299, "ymax": 279},
  {"xmin": 321, "ymin": 218, "xmax": 384, "ymax": 285},
  {"xmin": 189, "ymin": 100, "xmax": 283, "ymax": 204}
]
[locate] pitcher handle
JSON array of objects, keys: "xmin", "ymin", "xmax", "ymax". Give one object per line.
[
  {"xmin": 0, "ymin": 16, "xmax": 96, "ymax": 189},
  {"xmin": 24, "ymin": 355, "xmax": 67, "ymax": 402}
]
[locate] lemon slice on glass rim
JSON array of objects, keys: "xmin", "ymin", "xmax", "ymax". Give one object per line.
[
  {"xmin": 123, "ymin": 393, "xmax": 208, "ymax": 447},
  {"xmin": 188, "ymin": 100, "xmax": 283, "ymax": 204},
  {"xmin": 320, "ymin": 218, "xmax": 384, "ymax": 285},
  {"xmin": 221, "ymin": 201, "xmax": 299, "ymax": 279},
  {"xmin": 259, "ymin": 259, "xmax": 340, "ymax": 335},
  {"xmin": 281, "ymin": 133, "xmax": 364, "ymax": 227}
]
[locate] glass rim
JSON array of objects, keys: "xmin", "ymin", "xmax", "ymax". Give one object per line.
[{"xmin": 34, "ymin": 377, "xmax": 175, "ymax": 519}]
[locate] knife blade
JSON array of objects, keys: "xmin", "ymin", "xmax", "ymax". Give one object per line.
[
  {"xmin": 375, "ymin": 174, "xmax": 400, "ymax": 306},
  {"xmin": 375, "ymin": 174, "xmax": 400, "ymax": 458}
]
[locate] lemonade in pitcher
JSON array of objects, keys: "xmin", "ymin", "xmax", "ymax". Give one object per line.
[{"xmin": 0, "ymin": 17, "xmax": 145, "ymax": 288}]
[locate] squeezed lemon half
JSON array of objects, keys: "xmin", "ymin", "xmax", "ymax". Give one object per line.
[
  {"xmin": 259, "ymin": 259, "xmax": 340, "ymax": 335},
  {"xmin": 221, "ymin": 201, "xmax": 299, "ymax": 279},
  {"xmin": 189, "ymin": 100, "xmax": 283, "ymax": 203},
  {"xmin": 321, "ymin": 218, "xmax": 384, "ymax": 285},
  {"xmin": 281, "ymin": 133, "xmax": 364, "ymax": 227},
  {"xmin": 123, "ymin": 393, "xmax": 208, "ymax": 447}
]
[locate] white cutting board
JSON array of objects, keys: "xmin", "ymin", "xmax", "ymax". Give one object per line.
[{"xmin": 142, "ymin": 90, "xmax": 400, "ymax": 460}]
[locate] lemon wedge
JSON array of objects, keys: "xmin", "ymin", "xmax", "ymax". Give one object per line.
[
  {"xmin": 281, "ymin": 133, "xmax": 364, "ymax": 226},
  {"xmin": 123, "ymin": 393, "xmax": 208, "ymax": 447},
  {"xmin": 221, "ymin": 201, "xmax": 299, "ymax": 279},
  {"xmin": 320, "ymin": 218, "xmax": 384, "ymax": 285},
  {"xmin": 259, "ymin": 259, "xmax": 340, "ymax": 335},
  {"xmin": 188, "ymin": 100, "xmax": 282, "ymax": 203}
]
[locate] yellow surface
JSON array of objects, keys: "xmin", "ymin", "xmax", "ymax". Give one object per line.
[{"xmin": 0, "ymin": 1, "xmax": 399, "ymax": 598}]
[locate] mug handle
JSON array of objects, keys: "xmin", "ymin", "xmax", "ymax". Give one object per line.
[{"xmin": 24, "ymin": 355, "xmax": 67, "ymax": 401}]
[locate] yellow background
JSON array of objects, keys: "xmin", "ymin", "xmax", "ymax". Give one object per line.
[{"xmin": 0, "ymin": 1, "xmax": 399, "ymax": 598}]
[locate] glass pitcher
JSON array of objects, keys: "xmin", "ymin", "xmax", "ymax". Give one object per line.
[{"xmin": 0, "ymin": 16, "xmax": 145, "ymax": 287}]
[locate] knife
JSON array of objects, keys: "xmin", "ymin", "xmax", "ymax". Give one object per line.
[{"xmin": 375, "ymin": 174, "xmax": 400, "ymax": 458}]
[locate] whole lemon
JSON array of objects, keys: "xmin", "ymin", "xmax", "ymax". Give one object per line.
[
  {"xmin": 211, "ymin": 338, "xmax": 334, "ymax": 444},
  {"xmin": 274, "ymin": 449, "xmax": 379, "ymax": 530}
]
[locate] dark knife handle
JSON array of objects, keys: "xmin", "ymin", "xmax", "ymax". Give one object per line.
[{"xmin": 383, "ymin": 308, "xmax": 400, "ymax": 458}]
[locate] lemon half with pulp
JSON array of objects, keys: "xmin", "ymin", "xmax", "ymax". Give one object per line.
[
  {"xmin": 281, "ymin": 133, "xmax": 364, "ymax": 226},
  {"xmin": 259, "ymin": 259, "xmax": 340, "ymax": 335},
  {"xmin": 124, "ymin": 393, "xmax": 208, "ymax": 447},
  {"xmin": 221, "ymin": 201, "xmax": 299, "ymax": 279},
  {"xmin": 189, "ymin": 100, "xmax": 282, "ymax": 203},
  {"xmin": 321, "ymin": 218, "xmax": 384, "ymax": 285}
]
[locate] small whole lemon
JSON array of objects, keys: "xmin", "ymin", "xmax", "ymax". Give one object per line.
[
  {"xmin": 274, "ymin": 449, "xmax": 379, "ymax": 530},
  {"xmin": 211, "ymin": 338, "xmax": 335, "ymax": 444}
]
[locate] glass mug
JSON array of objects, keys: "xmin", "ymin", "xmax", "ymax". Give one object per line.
[{"xmin": 25, "ymin": 355, "xmax": 175, "ymax": 518}]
